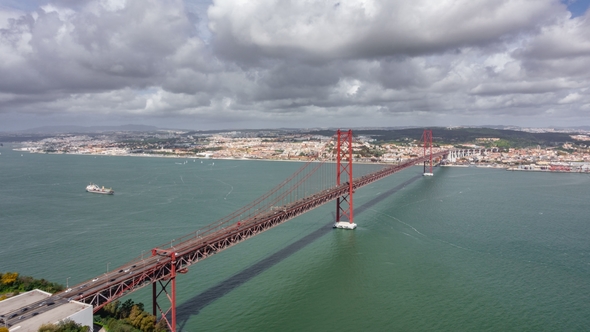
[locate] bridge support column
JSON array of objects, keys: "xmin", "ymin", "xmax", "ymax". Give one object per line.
[
  {"xmin": 152, "ymin": 250, "xmax": 177, "ymax": 332},
  {"xmin": 422, "ymin": 129, "xmax": 434, "ymax": 176},
  {"xmin": 334, "ymin": 129, "xmax": 356, "ymax": 230}
]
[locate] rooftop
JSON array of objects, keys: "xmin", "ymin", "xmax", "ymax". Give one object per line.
[{"xmin": 0, "ymin": 290, "xmax": 92, "ymax": 331}]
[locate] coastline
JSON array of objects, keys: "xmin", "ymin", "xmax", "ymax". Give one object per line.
[
  {"xmin": 506, "ymin": 167, "xmax": 590, "ymax": 173},
  {"xmin": 8, "ymin": 145, "xmax": 590, "ymax": 173},
  {"xmin": 10, "ymin": 146, "xmax": 396, "ymax": 165}
]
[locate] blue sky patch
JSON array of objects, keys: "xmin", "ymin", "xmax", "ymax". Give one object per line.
[{"xmin": 563, "ymin": 0, "xmax": 590, "ymax": 18}]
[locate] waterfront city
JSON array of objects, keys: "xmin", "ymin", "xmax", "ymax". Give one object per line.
[{"xmin": 8, "ymin": 128, "xmax": 590, "ymax": 173}]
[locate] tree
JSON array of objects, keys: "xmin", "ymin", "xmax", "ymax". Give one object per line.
[
  {"xmin": 102, "ymin": 300, "xmax": 121, "ymax": 317},
  {"xmin": 155, "ymin": 319, "xmax": 168, "ymax": 332},
  {"xmin": 139, "ymin": 315, "xmax": 157, "ymax": 332},
  {"xmin": 0, "ymin": 272, "xmax": 64, "ymax": 295},
  {"xmin": 38, "ymin": 323, "xmax": 59, "ymax": 332},
  {"xmin": 127, "ymin": 305, "xmax": 143, "ymax": 326},
  {"xmin": 97, "ymin": 300, "xmax": 163, "ymax": 332},
  {"xmin": 1, "ymin": 272, "xmax": 18, "ymax": 286},
  {"xmin": 119, "ymin": 299, "xmax": 135, "ymax": 319},
  {"xmin": 38, "ymin": 319, "xmax": 89, "ymax": 332}
]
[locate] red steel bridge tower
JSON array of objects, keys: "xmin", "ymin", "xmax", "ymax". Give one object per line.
[
  {"xmin": 422, "ymin": 129, "xmax": 434, "ymax": 176},
  {"xmin": 334, "ymin": 129, "xmax": 356, "ymax": 229},
  {"xmin": 151, "ymin": 248, "xmax": 183, "ymax": 332}
]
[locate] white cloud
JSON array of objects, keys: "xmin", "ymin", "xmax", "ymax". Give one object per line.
[
  {"xmin": 208, "ymin": 0, "xmax": 561, "ymax": 61},
  {"xmin": 2, "ymin": 0, "xmax": 590, "ymax": 131},
  {"xmin": 559, "ymin": 92, "xmax": 582, "ymax": 104}
]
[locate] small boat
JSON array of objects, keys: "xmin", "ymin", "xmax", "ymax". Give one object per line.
[{"xmin": 86, "ymin": 183, "xmax": 114, "ymax": 195}]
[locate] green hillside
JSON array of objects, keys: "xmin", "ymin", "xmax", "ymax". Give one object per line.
[{"xmin": 307, "ymin": 127, "xmax": 576, "ymax": 148}]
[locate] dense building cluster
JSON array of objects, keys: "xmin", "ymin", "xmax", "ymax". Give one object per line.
[{"xmin": 11, "ymin": 129, "xmax": 590, "ymax": 172}]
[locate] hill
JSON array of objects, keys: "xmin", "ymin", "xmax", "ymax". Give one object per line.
[{"xmin": 306, "ymin": 127, "xmax": 576, "ymax": 148}]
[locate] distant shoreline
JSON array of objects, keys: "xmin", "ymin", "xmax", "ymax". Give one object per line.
[
  {"xmin": 10, "ymin": 147, "xmax": 391, "ymax": 165},
  {"xmin": 9, "ymin": 146, "xmax": 590, "ymax": 173}
]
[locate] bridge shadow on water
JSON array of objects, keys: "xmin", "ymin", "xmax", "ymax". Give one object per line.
[{"xmin": 176, "ymin": 173, "xmax": 424, "ymax": 329}]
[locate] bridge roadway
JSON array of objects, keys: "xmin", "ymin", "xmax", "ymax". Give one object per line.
[{"xmin": 1, "ymin": 150, "xmax": 449, "ymax": 327}]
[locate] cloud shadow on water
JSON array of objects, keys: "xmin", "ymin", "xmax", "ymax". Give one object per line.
[{"xmin": 175, "ymin": 173, "xmax": 424, "ymax": 329}]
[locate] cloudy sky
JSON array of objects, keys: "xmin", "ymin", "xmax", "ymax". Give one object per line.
[{"xmin": 1, "ymin": 0, "xmax": 589, "ymax": 131}]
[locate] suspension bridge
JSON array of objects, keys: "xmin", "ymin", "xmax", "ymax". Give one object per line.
[{"xmin": 2, "ymin": 129, "xmax": 495, "ymax": 331}]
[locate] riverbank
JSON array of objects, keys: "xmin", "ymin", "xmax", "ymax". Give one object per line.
[
  {"xmin": 8, "ymin": 144, "xmax": 590, "ymax": 173},
  {"xmin": 507, "ymin": 167, "xmax": 590, "ymax": 173}
]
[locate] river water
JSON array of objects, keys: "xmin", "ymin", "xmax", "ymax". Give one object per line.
[{"xmin": 1, "ymin": 145, "xmax": 589, "ymax": 331}]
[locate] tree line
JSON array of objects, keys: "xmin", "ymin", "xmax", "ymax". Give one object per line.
[
  {"xmin": 0, "ymin": 272, "xmax": 64, "ymax": 299},
  {"xmin": 95, "ymin": 299, "xmax": 168, "ymax": 332}
]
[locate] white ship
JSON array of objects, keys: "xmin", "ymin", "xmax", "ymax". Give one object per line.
[{"xmin": 86, "ymin": 183, "xmax": 114, "ymax": 195}]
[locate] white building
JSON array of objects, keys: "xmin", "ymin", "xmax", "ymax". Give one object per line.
[{"xmin": 0, "ymin": 289, "xmax": 92, "ymax": 331}]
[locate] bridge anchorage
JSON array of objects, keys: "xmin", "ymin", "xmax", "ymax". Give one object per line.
[{"xmin": 26, "ymin": 128, "xmax": 447, "ymax": 332}]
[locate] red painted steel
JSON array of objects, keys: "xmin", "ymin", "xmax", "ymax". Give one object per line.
[
  {"xmin": 422, "ymin": 129, "xmax": 433, "ymax": 174},
  {"xmin": 336, "ymin": 129, "xmax": 354, "ymax": 224},
  {"xmin": 151, "ymin": 250, "xmax": 177, "ymax": 332},
  {"xmin": 46, "ymin": 131, "xmax": 451, "ymax": 332}
]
